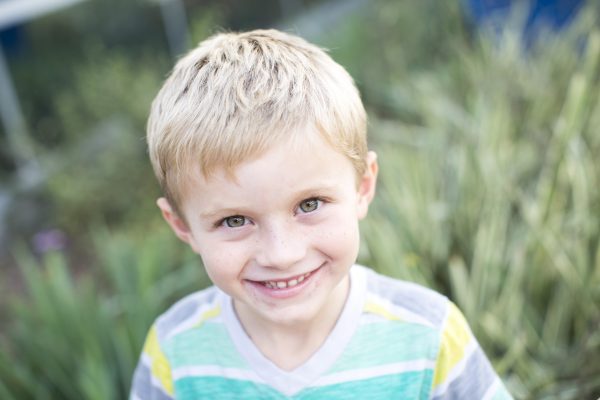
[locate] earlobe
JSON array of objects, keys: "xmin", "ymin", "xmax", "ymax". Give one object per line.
[
  {"xmin": 157, "ymin": 197, "xmax": 193, "ymax": 244},
  {"xmin": 357, "ymin": 151, "xmax": 378, "ymax": 219}
]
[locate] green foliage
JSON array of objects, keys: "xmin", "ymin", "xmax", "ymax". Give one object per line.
[
  {"xmin": 0, "ymin": 224, "xmax": 208, "ymax": 400},
  {"xmin": 357, "ymin": 5, "xmax": 600, "ymax": 399},
  {"xmin": 320, "ymin": 1, "xmax": 470, "ymax": 118},
  {"xmin": 4, "ymin": 1, "xmax": 222, "ymax": 239},
  {"xmin": 42, "ymin": 49, "xmax": 165, "ymax": 231},
  {"xmin": 8, "ymin": 0, "xmax": 169, "ymax": 148}
]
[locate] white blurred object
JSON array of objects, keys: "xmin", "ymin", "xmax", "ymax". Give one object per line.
[{"xmin": 0, "ymin": 0, "xmax": 88, "ymax": 28}]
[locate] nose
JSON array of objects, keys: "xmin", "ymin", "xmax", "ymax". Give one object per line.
[{"xmin": 255, "ymin": 220, "xmax": 307, "ymax": 270}]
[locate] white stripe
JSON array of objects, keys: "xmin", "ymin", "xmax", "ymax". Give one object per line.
[
  {"xmin": 431, "ymin": 339, "xmax": 477, "ymax": 398},
  {"xmin": 314, "ymin": 359, "xmax": 436, "ymax": 387},
  {"xmin": 172, "ymin": 365, "xmax": 265, "ymax": 385},
  {"xmin": 482, "ymin": 378, "xmax": 501, "ymax": 400},
  {"xmin": 359, "ymin": 313, "xmax": 392, "ymax": 324},
  {"xmin": 141, "ymin": 352, "xmax": 152, "ymax": 367}
]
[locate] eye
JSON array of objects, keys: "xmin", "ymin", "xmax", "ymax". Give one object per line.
[
  {"xmin": 298, "ymin": 198, "xmax": 322, "ymax": 213},
  {"xmin": 222, "ymin": 215, "xmax": 248, "ymax": 228}
]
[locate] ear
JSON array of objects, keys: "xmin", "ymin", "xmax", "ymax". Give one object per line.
[
  {"xmin": 357, "ymin": 151, "xmax": 378, "ymax": 220},
  {"xmin": 157, "ymin": 197, "xmax": 195, "ymax": 245}
]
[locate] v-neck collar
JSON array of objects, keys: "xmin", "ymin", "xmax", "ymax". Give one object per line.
[{"xmin": 220, "ymin": 265, "xmax": 367, "ymax": 396}]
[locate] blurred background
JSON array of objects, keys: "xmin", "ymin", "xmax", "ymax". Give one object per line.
[{"xmin": 1, "ymin": 0, "xmax": 599, "ymax": 398}]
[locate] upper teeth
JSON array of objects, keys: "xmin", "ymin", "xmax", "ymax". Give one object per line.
[{"xmin": 264, "ymin": 272, "xmax": 310, "ymax": 289}]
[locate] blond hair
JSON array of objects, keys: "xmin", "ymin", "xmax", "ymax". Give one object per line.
[{"xmin": 147, "ymin": 29, "xmax": 367, "ymax": 215}]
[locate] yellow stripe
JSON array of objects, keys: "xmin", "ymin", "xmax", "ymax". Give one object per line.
[
  {"xmin": 432, "ymin": 303, "xmax": 473, "ymax": 388},
  {"xmin": 363, "ymin": 299, "xmax": 403, "ymax": 321},
  {"xmin": 143, "ymin": 326, "xmax": 174, "ymax": 395},
  {"xmin": 192, "ymin": 304, "xmax": 221, "ymax": 329}
]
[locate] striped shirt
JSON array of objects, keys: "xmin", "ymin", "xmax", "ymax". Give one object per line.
[{"xmin": 130, "ymin": 265, "xmax": 513, "ymax": 399}]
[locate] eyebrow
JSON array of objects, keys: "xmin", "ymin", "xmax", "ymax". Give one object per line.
[
  {"xmin": 197, "ymin": 183, "xmax": 340, "ymax": 220},
  {"xmin": 199, "ymin": 208, "xmax": 247, "ymax": 220}
]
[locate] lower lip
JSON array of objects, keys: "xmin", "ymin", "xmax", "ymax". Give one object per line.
[{"xmin": 246, "ymin": 265, "xmax": 323, "ymax": 300}]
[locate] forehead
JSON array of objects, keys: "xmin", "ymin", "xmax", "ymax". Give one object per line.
[
  {"xmin": 188, "ymin": 124, "xmax": 345, "ymax": 179},
  {"xmin": 180, "ymin": 133, "xmax": 357, "ymax": 210}
]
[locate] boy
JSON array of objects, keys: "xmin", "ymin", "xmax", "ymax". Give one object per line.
[{"xmin": 130, "ymin": 29, "xmax": 512, "ymax": 399}]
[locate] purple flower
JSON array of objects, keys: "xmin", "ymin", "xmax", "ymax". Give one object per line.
[{"xmin": 32, "ymin": 229, "xmax": 67, "ymax": 253}]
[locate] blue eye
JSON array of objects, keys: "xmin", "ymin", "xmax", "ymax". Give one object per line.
[
  {"xmin": 223, "ymin": 215, "xmax": 247, "ymax": 228},
  {"xmin": 298, "ymin": 198, "xmax": 321, "ymax": 213}
]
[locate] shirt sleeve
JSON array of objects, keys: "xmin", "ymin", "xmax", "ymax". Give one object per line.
[
  {"xmin": 429, "ymin": 303, "xmax": 513, "ymax": 400},
  {"xmin": 129, "ymin": 325, "xmax": 175, "ymax": 400}
]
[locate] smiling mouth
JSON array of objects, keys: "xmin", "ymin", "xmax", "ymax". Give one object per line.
[
  {"xmin": 251, "ymin": 264, "xmax": 325, "ymax": 290},
  {"xmin": 261, "ymin": 272, "xmax": 312, "ymax": 289}
]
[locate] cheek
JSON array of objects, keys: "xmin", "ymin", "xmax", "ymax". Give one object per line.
[
  {"xmin": 314, "ymin": 211, "xmax": 361, "ymax": 261},
  {"xmin": 198, "ymin": 243, "xmax": 247, "ymax": 285}
]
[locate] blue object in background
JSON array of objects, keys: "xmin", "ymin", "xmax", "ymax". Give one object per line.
[
  {"xmin": 527, "ymin": 0, "xmax": 585, "ymax": 30},
  {"xmin": 0, "ymin": 25, "xmax": 24, "ymax": 56},
  {"xmin": 464, "ymin": 0, "xmax": 585, "ymax": 41}
]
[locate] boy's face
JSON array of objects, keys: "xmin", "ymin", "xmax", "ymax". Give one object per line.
[{"xmin": 159, "ymin": 130, "xmax": 378, "ymax": 330}]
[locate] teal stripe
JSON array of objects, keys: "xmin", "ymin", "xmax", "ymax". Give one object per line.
[
  {"xmin": 297, "ymin": 370, "xmax": 433, "ymax": 400},
  {"xmin": 174, "ymin": 371, "xmax": 434, "ymax": 399},
  {"xmin": 329, "ymin": 322, "xmax": 438, "ymax": 373},
  {"xmin": 175, "ymin": 377, "xmax": 286, "ymax": 400},
  {"xmin": 165, "ymin": 323, "xmax": 248, "ymax": 369}
]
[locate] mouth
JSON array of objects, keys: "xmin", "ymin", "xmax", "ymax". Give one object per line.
[
  {"xmin": 261, "ymin": 271, "xmax": 313, "ymax": 289},
  {"xmin": 246, "ymin": 264, "xmax": 323, "ymax": 295}
]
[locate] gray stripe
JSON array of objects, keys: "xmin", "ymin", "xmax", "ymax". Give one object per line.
[
  {"xmin": 156, "ymin": 286, "xmax": 219, "ymax": 341},
  {"xmin": 431, "ymin": 345, "xmax": 496, "ymax": 400},
  {"xmin": 130, "ymin": 362, "xmax": 174, "ymax": 400},
  {"xmin": 365, "ymin": 267, "xmax": 447, "ymax": 327}
]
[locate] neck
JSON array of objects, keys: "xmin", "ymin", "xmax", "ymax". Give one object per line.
[{"xmin": 234, "ymin": 275, "xmax": 350, "ymax": 371}]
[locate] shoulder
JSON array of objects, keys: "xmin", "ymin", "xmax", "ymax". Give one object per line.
[
  {"xmin": 130, "ymin": 287, "xmax": 223, "ymax": 400},
  {"xmin": 357, "ymin": 265, "xmax": 449, "ymax": 329},
  {"xmin": 352, "ymin": 266, "xmax": 512, "ymax": 399},
  {"xmin": 153, "ymin": 285, "xmax": 223, "ymax": 344}
]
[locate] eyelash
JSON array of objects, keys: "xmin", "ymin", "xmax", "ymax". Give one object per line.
[{"xmin": 215, "ymin": 197, "xmax": 326, "ymax": 229}]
